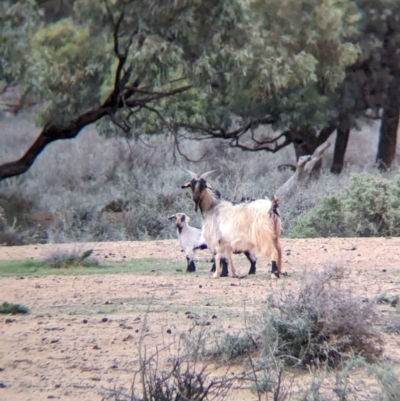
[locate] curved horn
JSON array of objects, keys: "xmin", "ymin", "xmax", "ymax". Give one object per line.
[
  {"xmin": 199, "ymin": 170, "xmax": 217, "ymax": 180},
  {"xmin": 179, "ymin": 166, "xmax": 198, "ymax": 179}
]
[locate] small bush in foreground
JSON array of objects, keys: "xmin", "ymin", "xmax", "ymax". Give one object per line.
[
  {"xmin": 369, "ymin": 362, "xmax": 400, "ymax": 401},
  {"xmin": 44, "ymin": 248, "xmax": 99, "ymax": 268},
  {"xmin": 213, "ymin": 333, "xmax": 256, "ymax": 362},
  {"xmin": 260, "ymin": 264, "xmax": 383, "ymax": 367},
  {"xmin": 291, "ymin": 172, "xmax": 400, "ymax": 238},
  {"xmin": 0, "ymin": 302, "xmax": 29, "ymax": 314}
]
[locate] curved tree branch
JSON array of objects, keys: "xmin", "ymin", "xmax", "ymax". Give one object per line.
[
  {"xmin": 0, "ymin": 107, "xmax": 109, "ymax": 180},
  {"xmin": 0, "ymin": 4, "xmax": 193, "ymax": 182}
]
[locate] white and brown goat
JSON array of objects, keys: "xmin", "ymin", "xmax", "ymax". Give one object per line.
[
  {"xmin": 168, "ymin": 212, "xmax": 257, "ymax": 275},
  {"xmin": 181, "ymin": 170, "xmax": 282, "ymax": 278}
]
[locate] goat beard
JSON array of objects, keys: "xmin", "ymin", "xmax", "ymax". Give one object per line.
[{"xmin": 195, "ymin": 200, "xmax": 199, "ymax": 212}]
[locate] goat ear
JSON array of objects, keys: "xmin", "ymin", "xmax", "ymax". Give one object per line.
[
  {"xmin": 206, "ymin": 183, "xmax": 213, "ymax": 190},
  {"xmin": 168, "ymin": 215, "xmax": 177, "ymax": 221},
  {"xmin": 181, "ymin": 182, "xmax": 191, "ymax": 189}
]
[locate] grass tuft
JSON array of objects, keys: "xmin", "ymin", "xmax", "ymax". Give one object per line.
[
  {"xmin": 0, "ymin": 301, "xmax": 30, "ymax": 314},
  {"xmin": 44, "ymin": 248, "xmax": 99, "ymax": 268}
]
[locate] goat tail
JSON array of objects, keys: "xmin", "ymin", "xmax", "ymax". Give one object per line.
[{"xmin": 269, "ymin": 195, "xmax": 282, "ymax": 237}]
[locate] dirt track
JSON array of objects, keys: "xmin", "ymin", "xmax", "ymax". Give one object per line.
[{"xmin": 1, "ymin": 238, "xmax": 400, "ymax": 401}]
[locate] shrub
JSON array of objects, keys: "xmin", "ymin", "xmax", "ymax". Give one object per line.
[
  {"xmin": 0, "ymin": 302, "xmax": 30, "ymax": 314},
  {"xmin": 44, "ymin": 248, "xmax": 99, "ymax": 268},
  {"xmin": 259, "ymin": 264, "xmax": 383, "ymax": 367},
  {"xmin": 291, "ymin": 172, "xmax": 400, "ymax": 238},
  {"xmin": 369, "ymin": 362, "xmax": 400, "ymax": 401},
  {"xmin": 212, "ymin": 333, "xmax": 256, "ymax": 362}
]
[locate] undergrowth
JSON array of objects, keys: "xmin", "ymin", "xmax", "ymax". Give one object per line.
[
  {"xmin": 44, "ymin": 248, "xmax": 99, "ymax": 268},
  {"xmin": 0, "ymin": 301, "xmax": 29, "ymax": 314},
  {"xmin": 0, "ymin": 116, "xmax": 398, "ymax": 243},
  {"xmin": 291, "ymin": 172, "xmax": 400, "ymax": 238}
]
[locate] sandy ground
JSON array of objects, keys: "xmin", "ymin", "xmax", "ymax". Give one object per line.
[{"xmin": 1, "ymin": 238, "xmax": 400, "ymax": 401}]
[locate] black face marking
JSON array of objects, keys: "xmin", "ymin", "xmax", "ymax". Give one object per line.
[{"xmin": 181, "ymin": 214, "xmax": 186, "ymax": 222}]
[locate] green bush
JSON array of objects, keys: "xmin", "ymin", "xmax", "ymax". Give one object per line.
[
  {"xmin": 0, "ymin": 302, "xmax": 30, "ymax": 314},
  {"xmin": 291, "ymin": 172, "xmax": 400, "ymax": 238}
]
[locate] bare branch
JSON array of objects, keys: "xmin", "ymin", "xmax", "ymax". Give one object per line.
[
  {"xmin": 125, "ymin": 84, "xmax": 192, "ymax": 107},
  {"xmin": 142, "ymin": 105, "xmax": 207, "ymax": 164},
  {"xmin": 0, "ymin": 107, "xmax": 110, "ymax": 180}
]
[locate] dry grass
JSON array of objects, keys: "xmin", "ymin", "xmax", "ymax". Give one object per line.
[{"xmin": 0, "ymin": 114, "xmax": 398, "ymax": 243}]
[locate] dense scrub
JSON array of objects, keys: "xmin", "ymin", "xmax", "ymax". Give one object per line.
[
  {"xmin": 0, "ymin": 116, "xmax": 398, "ymax": 244},
  {"xmin": 291, "ymin": 173, "xmax": 400, "ymax": 238}
]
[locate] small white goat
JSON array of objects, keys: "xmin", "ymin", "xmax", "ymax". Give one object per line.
[
  {"xmin": 168, "ymin": 212, "xmax": 257, "ymax": 275},
  {"xmin": 168, "ymin": 212, "xmax": 209, "ymax": 273},
  {"xmin": 181, "ymin": 170, "xmax": 282, "ymax": 278}
]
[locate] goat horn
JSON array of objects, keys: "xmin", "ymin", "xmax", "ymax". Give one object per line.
[
  {"xmin": 179, "ymin": 166, "xmax": 198, "ymax": 179},
  {"xmin": 199, "ymin": 170, "xmax": 217, "ymax": 180}
]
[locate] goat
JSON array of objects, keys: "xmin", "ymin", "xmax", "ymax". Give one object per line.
[
  {"xmin": 181, "ymin": 170, "xmax": 282, "ymax": 278},
  {"xmin": 168, "ymin": 212, "xmax": 229, "ymax": 275},
  {"xmin": 168, "ymin": 212, "xmax": 258, "ymax": 275}
]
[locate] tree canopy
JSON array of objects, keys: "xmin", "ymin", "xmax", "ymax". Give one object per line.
[{"xmin": 0, "ymin": 0, "xmax": 399, "ymax": 180}]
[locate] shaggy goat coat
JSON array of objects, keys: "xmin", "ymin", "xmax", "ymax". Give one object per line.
[{"xmin": 198, "ymin": 189, "xmax": 282, "ymax": 278}]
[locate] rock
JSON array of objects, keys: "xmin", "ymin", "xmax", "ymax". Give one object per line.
[
  {"xmin": 166, "ymin": 329, "xmax": 172, "ymax": 334},
  {"xmin": 5, "ymin": 318, "xmax": 15, "ymax": 323},
  {"xmin": 50, "ymin": 339, "xmax": 59, "ymax": 344},
  {"xmin": 101, "ymin": 317, "xmax": 108, "ymax": 323},
  {"xmin": 93, "ymin": 345, "xmax": 101, "ymax": 350},
  {"xmin": 83, "ymin": 319, "xmax": 88, "ymax": 324},
  {"xmin": 0, "ymin": 382, "xmax": 6, "ymax": 388}
]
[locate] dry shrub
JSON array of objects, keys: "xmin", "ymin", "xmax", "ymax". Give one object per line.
[
  {"xmin": 44, "ymin": 248, "xmax": 99, "ymax": 268},
  {"xmin": 260, "ymin": 263, "xmax": 383, "ymax": 367}
]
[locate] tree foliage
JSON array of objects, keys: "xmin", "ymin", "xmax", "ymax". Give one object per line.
[{"xmin": 0, "ymin": 0, "xmax": 399, "ymax": 180}]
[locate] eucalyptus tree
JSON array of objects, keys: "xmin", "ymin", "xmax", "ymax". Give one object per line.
[
  {"xmin": 176, "ymin": 0, "xmax": 362, "ymax": 168},
  {"xmin": 0, "ymin": 0, "xmax": 245, "ymax": 180},
  {"xmin": 356, "ymin": 0, "xmax": 400, "ymax": 171},
  {"xmin": 1, "ymin": 0, "xmax": 397, "ymax": 180}
]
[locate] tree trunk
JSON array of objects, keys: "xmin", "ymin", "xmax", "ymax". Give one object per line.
[
  {"xmin": 376, "ymin": 81, "xmax": 400, "ymax": 171},
  {"xmin": 331, "ymin": 116, "xmax": 350, "ymax": 175},
  {"xmin": 289, "ymin": 125, "xmax": 336, "ymax": 172},
  {"xmin": 275, "ymin": 140, "xmax": 331, "ymax": 200}
]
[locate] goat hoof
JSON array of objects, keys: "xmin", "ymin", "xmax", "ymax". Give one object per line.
[
  {"xmin": 230, "ymin": 274, "xmax": 238, "ymax": 278},
  {"xmin": 212, "ymin": 272, "xmax": 220, "ymax": 279}
]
